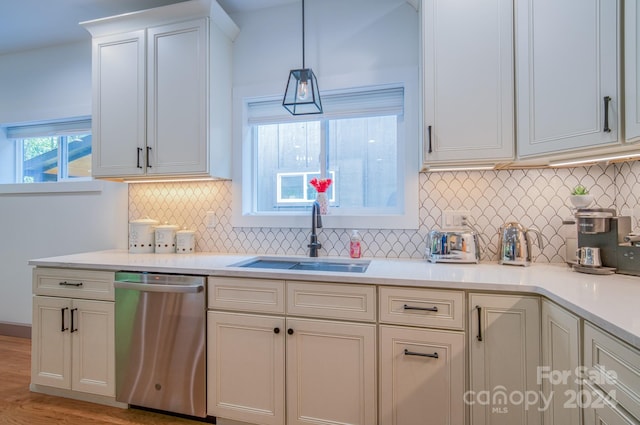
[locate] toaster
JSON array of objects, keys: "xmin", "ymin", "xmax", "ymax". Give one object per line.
[{"xmin": 425, "ymin": 229, "xmax": 480, "ymax": 264}]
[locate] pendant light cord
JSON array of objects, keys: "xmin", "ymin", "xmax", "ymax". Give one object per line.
[{"xmin": 301, "ymin": 0, "xmax": 305, "ymax": 69}]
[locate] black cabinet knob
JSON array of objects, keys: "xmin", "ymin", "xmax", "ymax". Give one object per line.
[
  {"xmin": 274, "ymin": 327, "xmax": 280, "ymax": 334},
  {"xmin": 287, "ymin": 328, "xmax": 294, "ymax": 335}
]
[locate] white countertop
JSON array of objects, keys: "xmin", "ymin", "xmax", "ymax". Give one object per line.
[{"xmin": 29, "ymin": 249, "xmax": 640, "ymax": 350}]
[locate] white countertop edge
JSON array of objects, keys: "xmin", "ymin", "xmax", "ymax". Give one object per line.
[{"xmin": 28, "ymin": 250, "xmax": 640, "ymax": 350}]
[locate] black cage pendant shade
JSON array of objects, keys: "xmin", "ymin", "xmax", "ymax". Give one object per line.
[{"xmin": 283, "ymin": 0, "xmax": 323, "ymax": 115}]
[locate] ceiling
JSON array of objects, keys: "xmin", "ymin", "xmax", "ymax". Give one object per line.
[{"xmin": 0, "ymin": 0, "xmax": 296, "ymax": 56}]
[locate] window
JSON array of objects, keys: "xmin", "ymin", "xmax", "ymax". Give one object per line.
[
  {"xmin": 235, "ymin": 84, "xmax": 419, "ymax": 229},
  {"xmin": 7, "ymin": 119, "xmax": 92, "ymax": 183},
  {"xmin": 255, "ymin": 117, "xmax": 397, "ymax": 213}
]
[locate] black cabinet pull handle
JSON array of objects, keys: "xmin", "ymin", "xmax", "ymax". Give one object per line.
[
  {"xmin": 287, "ymin": 328, "xmax": 294, "ymax": 335},
  {"xmin": 403, "ymin": 304, "xmax": 438, "ymax": 312},
  {"xmin": 404, "ymin": 348, "xmax": 439, "ymax": 359},
  {"xmin": 274, "ymin": 327, "xmax": 280, "ymax": 334},
  {"xmin": 70, "ymin": 308, "xmax": 78, "ymax": 333},
  {"xmin": 58, "ymin": 281, "xmax": 83, "ymax": 287},
  {"xmin": 137, "ymin": 147, "xmax": 143, "ymax": 169},
  {"xmin": 146, "ymin": 146, "xmax": 152, "ymax": 168},
  {"xmin": 427, "ymin": 125, "xmax": 433, "ymax": 153},
  {"xmin": 61, "ymin": 307, "xmax": 68, "ymax": 332},
  {"xmin": 476, "ymin": 305, "xmax": 483, "ymax": 341},
  {"xmin": 604, "ymin": 96, "xmax": 612, "ymax": 133}
]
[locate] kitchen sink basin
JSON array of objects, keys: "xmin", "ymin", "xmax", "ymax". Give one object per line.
[{"xmin": 231, "ymin": 257, "xmax": 370, "ymax": 273}]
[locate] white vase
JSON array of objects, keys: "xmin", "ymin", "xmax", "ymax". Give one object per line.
[
  {"xmin": 569, "ymin": 194, "xmax": 594, "ymax": 209},
  {"xmin": 316, "ymin": 192, "xmax": 329, "ymax": 215}
]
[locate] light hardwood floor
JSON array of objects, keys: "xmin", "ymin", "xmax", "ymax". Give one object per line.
[{"xmin": 0, "ymin": 335, "xmax": 204, "ymax": 424}]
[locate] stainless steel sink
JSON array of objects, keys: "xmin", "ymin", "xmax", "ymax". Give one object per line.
[{"xmin": 231, "ymin": 257, "xmax": 370, "ymax": 273}]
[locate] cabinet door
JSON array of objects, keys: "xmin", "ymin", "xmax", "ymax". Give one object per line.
[
  {"xmin": 71, "ymin": 299, "xmax": 115, "ymax": 396},
  {"xmin": 422, "ymin": 0, "xmax": 514, "ymax": 165},
  {"xmin": 286, "ymin": 318, "xmax": 376, "ymax": 425},
  {"xmin": 147, "ymin": 18, "xmax": 208, "ymax": 175},
  {"xmin": 207, "ymin": 311, "xmax": 285, "ymax": 425},
  {"xmin": 626, "ymin": 0, "xmax": 640, "ymax": 142},
  {"xmin": 516, "ymin": 0, "xmax": 619, "ymax": 157},
  {"xmin": 379, "ymin": 325, "xmax": 465, "ymax": 425},
  {"xmin": 469, "ymin": 294, "xmax": 541, "ymax": 425},
  {"xmin": 92, "ymin": 30, "xmax": 146, "ymax": 177},
  {"xmin": 31, "ymin": 296, "xmax": 72, "ymax": 389},
  {"xmin": 541, "ymin": 300, "xmax": 581, "ymax": 425}
]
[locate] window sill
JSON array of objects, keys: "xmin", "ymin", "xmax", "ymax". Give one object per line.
[
  {"xmin": 0, "ymin": 180, "xmax": 108, "ymax": 195},
  {"xmin": 232, "ymin": 211, "xmax": 419, "ymax": 230}
]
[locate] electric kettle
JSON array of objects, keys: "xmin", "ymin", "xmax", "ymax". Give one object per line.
[{"xmin": 498, "ymin": 222, "xmax": 544, "ymax": 266}]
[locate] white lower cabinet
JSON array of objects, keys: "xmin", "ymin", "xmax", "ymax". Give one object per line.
[
  {"xmin": 541, "ymin": 299, "xmax": 581, "ymax": 425},
  {"xmin": 583, "ymin": 379, "xmax": 638, "ymax": 425},
  {"xmin": 469, "ymin": 293, "xmax": 541, "ymax": 425},
  {"xmin": 286, "ymin": 318, "xmax": 376, "ymax": 425},
  {"xmin": 379, "ymin": 325, "xmax": 465, "ymax": 425},
  {"xmin": 207, "ymin": 277, "xmax": 377, "ymax": 425},
  {"xmin": 208, "ymin": 312, "xmax": 376, "ymax": 425},
  {"xmin": 583, "ymin": 322, "xmax": 640, "ymax": 424},
  {"xmin": 207, "ymin": 311, "xmax": 285, "ymax": 425},
  {"xmin": 31, "ymin": 295, "xmax": 115, "ymax": 397}
]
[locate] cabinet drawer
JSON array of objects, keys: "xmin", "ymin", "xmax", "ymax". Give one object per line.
[
  {"xmin": 584, "ymin": 322, "xmax": 640, "ymax": 420},
  {"xmin": 208, "ymin": 277, "xmax": 285, "ymax": 314},
  {"xmin": 379, "ymin": 287, "xmax": 464, "ymax": 330},
  {"xmin": 33, "ymin": 268, "xmax": 115, "ymax": 301},
  {"xmin": 286, "ymin": 281, "xmax": 376, "ymax": 322},
  {"xmin": 583, "ymin": 379, "xmax": 638, "ymax": 425}
]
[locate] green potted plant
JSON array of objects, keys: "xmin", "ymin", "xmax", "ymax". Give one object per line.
[{"xmin": 569, "ymin": 184, "xmax": 594, "ymax": 209}]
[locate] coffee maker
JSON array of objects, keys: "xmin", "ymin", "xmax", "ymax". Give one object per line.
[{"xmin": 575, "ymin": 208, "xmax": 631, "ymax": 270}]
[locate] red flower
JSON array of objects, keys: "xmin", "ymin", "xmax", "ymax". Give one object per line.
[{"xmin": 309, "ymin": 178, "xmax": 332, "ymax": 193}]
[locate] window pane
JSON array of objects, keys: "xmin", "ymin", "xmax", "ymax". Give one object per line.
[
  {"xmin": 256, "ymin": 122, "xmax": 321, "ymax": 211},
  {"xmin": 65, "ymin": 134, "xmax": 92, "ymax": 179},
  {"xmin": 328, "ymin": 116, "xmax": 398, "ymax": 209},
  {"xmin": 22, "ymin": 137, "xmax": 59, "ymax": 183}
]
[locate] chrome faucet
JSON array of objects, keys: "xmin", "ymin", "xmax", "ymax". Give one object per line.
[{"xmin": 308, "ymin": 200, "xmax": 323, "ymax": 257}]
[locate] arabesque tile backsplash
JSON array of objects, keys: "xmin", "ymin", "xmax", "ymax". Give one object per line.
[{"xmin": 129, "ymin": 161, "xmax": 640, "ymax": 263}]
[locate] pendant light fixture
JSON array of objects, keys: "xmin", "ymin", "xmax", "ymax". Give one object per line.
[{"xmin": 283, "ymin": 0, "xmax": 323, "ymax": 115}]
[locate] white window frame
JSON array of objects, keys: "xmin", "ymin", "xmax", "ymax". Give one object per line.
[
  {"xmin": 276, "ymin": 171, "xmax": 336, "ymax": 204},
  {"xmin": 0, "ymin": 117, "xmax": 100, "ymax": 194},
  {"xmin": 232, "ymin": 69, "xmax": 420, "ymax": 230},
  {"xmin": 8, "ymin": 118, "xmax": 92, "ymax": 183},
  {"xmin": 15, "ymin": 135, "xmax": 92, "ymax": 183}
]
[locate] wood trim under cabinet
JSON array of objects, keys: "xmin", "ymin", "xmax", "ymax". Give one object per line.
[{"xmin": 0, "ymin": 321, "xmax": 31, "ymax": 339}]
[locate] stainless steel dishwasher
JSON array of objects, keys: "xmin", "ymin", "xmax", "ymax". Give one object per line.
[{"xmin": 114, "ymin": 272, "xmax": 206, "ymax": 418}]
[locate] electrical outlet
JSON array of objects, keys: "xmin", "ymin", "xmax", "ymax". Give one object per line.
[
  {"xmin": 441, "ymin": 210, "xmax": 471, "ymax": 229},
  {"xmin": 206, "ymin": 211, "xmax": 217, "ymax": 229}
]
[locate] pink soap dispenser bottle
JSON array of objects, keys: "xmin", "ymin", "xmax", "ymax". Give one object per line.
[{"xmin": 349, "ymin": 230, "xmax": 362, "ymax": 259}]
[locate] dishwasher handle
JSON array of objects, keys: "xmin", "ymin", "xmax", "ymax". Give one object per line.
[{"xmin": 115, "ymin": 281, "xmax": 204, "ymax": 294}]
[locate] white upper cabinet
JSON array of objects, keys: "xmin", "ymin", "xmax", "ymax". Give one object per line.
[
  {"xmin": 91, "ymin": 30, "xmax": 145, "ymax": 177},
  {"xmin": 516, "ymin": 0, "xmax": 620, "ymax": 157},
  {"xmin": 422, "ymin": 0, "xmax": 515, "ymax": 167},
  {"xmin": 82, "ymin": 0, "xmax": 238, "ymax": 180},
  {"xmin": 626, "ymin": 0, "xmax": 640, "ymax": 142},
  {"xmin": 146, "ymin": 19, "xmax": 208, "ymax": 176}
]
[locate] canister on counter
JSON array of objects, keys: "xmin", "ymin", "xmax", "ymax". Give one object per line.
[
  {"xmin": 155, "ymin": 224, "xmax": 179, "ymax": 253},
  {"xmin": 129, "ymin": 218, "xmax": 159, "ymax": 253},
  {"xmin": 176, "ymin": 229, "xmax": 196, "ymax": 253}
]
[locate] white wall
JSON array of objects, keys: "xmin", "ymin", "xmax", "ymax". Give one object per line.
[
  {"xmin": 0, "ymin": 41, "xmax": 91, "ymax": 124},
  {"xmin": 230, "ymin": 0, "xmax": 418, "ymax": 87},
  {"xmin": 0, "ymin": 183, "xmax": 128, "ymax": 325},
  {"xmin": 0, "ymin": 41, "xmax": 128, "ymax": 326}
]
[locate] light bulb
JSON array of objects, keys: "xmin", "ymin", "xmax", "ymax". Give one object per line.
[{"xmin": 297, "ymin": 80, "xmax": 309, "ymax": 101}]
